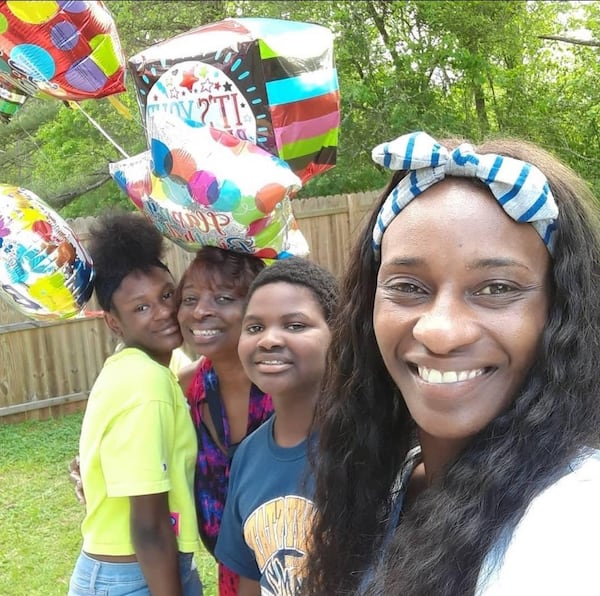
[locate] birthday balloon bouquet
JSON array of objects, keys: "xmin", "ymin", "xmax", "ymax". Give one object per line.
[
  {"xmin": 111, "ymin": 17, "xmax": 340, "ymax": 259},
  {"xmin": 0, "ymin": 0, "xmax": 127, "ymax": 319}
]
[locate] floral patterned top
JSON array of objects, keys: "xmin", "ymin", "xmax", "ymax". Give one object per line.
[{"xmin": 185, "ymin": 357, "xmax": 273, "ymax": 555}]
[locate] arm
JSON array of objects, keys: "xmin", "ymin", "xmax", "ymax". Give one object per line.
[
  {"xmin": 130, "ymin": 492, "xmax": 182, "ymax": 596},
  {"xmin": 238, "ymin": 576, "xmax": 261, "ymax": 596},
  {"xmin": 68, "ymin": 454, "xmax": 86, "ymax": 504}
]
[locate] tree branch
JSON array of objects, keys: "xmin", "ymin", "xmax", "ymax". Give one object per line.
[
  {"xmin": 538, "ymin": 35, "xmax": 600, "ymax": 47},
  {"xmin": 365, "ymin": 0, "xmax": 401, "ymax": 68},
  {"xmin": 49, "ymin": 175, "xmax": 112, "ymax": 208}
]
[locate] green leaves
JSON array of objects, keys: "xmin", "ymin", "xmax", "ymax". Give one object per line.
[{"xmin": 0, "ymin": 0, "xmax": 598, "ymax": 216}]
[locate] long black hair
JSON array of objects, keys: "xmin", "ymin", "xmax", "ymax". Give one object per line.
[{"xmin": 304, "ymin": 138, "xmax": 600, "ymax": 595}]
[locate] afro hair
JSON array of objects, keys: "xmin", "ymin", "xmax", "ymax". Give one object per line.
[{"xmin": 88, "ymin": 211, "xmax": 168, "ymax": 311}]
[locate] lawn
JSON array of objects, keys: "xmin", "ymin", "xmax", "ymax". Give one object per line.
[{"xmin": 0, "ymin": 412, "xmax": 217, "ymax": 596}]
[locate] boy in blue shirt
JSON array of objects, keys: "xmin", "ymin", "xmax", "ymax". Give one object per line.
[{"xmin": 215, "ymin": 258, "xmax": 338, "ymax": 596}]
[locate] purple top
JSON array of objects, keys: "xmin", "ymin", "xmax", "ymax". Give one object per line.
[{"xmin": 185, "ymin": 358, "xmax": 273, "ymax": 555}]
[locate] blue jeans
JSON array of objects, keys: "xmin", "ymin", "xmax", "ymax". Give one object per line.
[{"xmin": 68, "ymin": 551, "xmax": 203, "ymax": 595}]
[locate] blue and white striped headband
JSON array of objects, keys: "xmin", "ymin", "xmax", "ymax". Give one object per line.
[{"xmin": 371, "ymin": 132, "xmax": 559, "ymax": 259}]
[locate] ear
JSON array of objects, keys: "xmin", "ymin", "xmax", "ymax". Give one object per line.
[{"xmin": 104, "ymin": 311, "xmax": 123, "ymax": 337}]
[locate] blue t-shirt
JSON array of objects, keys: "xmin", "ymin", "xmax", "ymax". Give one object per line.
[{"xmin": 215, "ymin": 416, "xmax": 315, "ymax": 595}]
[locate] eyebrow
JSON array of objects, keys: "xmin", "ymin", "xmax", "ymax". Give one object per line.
[
  {"xmin": 123, "ymin": 284, "xmax": 173, "ymax": 304},
  {"xmin": 244, "ymin": 311, "xmax": 309, "ymax": 321},
  {"xmin": 467, "ymin": 257, "xmax": 533, "ymax": 271},
  {"xmin": 383, "ymin": 256, "xmax": 533, "ymax": 271}
]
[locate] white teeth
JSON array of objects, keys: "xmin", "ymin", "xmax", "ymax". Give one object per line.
[
  {"xmin": 191, "ymin": 329, "xmax": 220, "ymax": 337},
  {"xmin": 417, "ymin": 366, "xmax": 485, "ymax": 384},
  {"xmin": 260, "ymin": 360, "xmax": 285, "ymax": 365}
]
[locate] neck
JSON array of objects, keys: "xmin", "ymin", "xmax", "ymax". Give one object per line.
[
  {"xmin": 418, "ymin": 430, "xmax": 469, "ymax": 486},
  {"xmin": 211, "ymin": 352, "xmax": 247, "ymax": 381},
  {"xmin": 212, "ymin": 357, "xmax": 251, "ymax": 397},
  {"xmin": 272, "ymin": 391, "xmax": 316, "ymax": 448}
]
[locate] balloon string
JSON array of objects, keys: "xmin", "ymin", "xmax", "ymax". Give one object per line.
[
  {"xmin": 68, "ymin": 101, "xmax": 130, "ymax": 159},
  {"xmin": 107, "ymin": 94, "xmax": 133, "ymax": 120}
]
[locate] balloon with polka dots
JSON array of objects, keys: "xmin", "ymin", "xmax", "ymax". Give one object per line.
[
  {"xmin": 109, "ymin": 113, "xmax": 309, "ymax": 260},
  {"xmin": 0, "ymin": 1, "xmax": 126, "ymax": 102}
]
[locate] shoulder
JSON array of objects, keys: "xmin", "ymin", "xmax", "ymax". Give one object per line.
[
  {"xmin": 101, "ymin": 348, "xmax": 176, "ymax": 396},
  {"xmin": 477, "ymin": 450, "xmax": 600, "ymax": 595},
  {"xmin": 178, "ymin": 356, "xmax": 205, "ymax": 394},
  {"xmin": 234, "ymin": 419, "xmax": 272, "ymax": 462},
  {"xmin": 517, "ymin": 449, "xmax": 600, "ymax": 539},
  {"xmin": 180, "ymin": 357, "xmax": 211, "ymax": 392},
  {"xmin": 526, "ymin": 449, "xmax": 600, "ymax": 514},
  {"xmin": 169, "ymin": 347, "xmax": 194, "ymax": 374}
]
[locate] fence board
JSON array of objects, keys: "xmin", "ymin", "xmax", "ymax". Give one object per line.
[{"xmin": 0, "ymin": 190, "xmax": 381, "ymax": 423}]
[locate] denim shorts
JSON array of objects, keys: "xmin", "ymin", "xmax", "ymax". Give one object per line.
[{"xmin": 68, "ymin": 551, "xmax": 203, "ymax": 595}]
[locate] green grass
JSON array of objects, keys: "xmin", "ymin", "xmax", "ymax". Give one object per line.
[{"xmin": 0, "ymin": 413, "xmax": 217, "ymax": 596}]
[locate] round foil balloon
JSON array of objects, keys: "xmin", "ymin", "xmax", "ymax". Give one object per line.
[
  {"xmin": 109, "ymin": 112, "xmax": 309, "ymax": 260},
  {"xmin": 0, "ymin": 1, "xmax": 126, "ymax": 101},
  {"xmin": 0, "ymin": 184, "xmax": 94, "ymax": 320}
]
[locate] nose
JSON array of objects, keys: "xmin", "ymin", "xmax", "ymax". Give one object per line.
[
  {"xmin": 191, "ymin": 295, "xmax": 214, "ymax": 319},
  {"xmin": 156, "ymin": 300, "xmax": 175, "ymax": 321},
  {"xmin": 256, "ymin": 326, "xmax": 283, "ymax": 350},
  {"xmin": 412, "ymin": 292, "xmax": 481, "ymax": 354}
]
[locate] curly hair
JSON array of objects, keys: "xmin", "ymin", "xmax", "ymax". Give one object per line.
[
  {"xmin": 304, "ymin": 138, "xmax": 600, "ymax": 595},
  {"xmin": 246, "ymin": 257, "xmax": 339, "ymax": 325},
  {"xmin": 176, "ymin": 246, "xmax": 265, "ymax": 302},
  {"xmin": 88, "ymin": 211, "xmax": 169, "ymax": 312}
]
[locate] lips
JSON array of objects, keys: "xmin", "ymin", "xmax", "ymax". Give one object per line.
[
  {"xmin": 253, "ymin": 356, "xmax": 292, "ymax": 372},
  {"xmin": 157, "ymin": 324, "xmax": 180, "ymax": 336},
  {"xmin": 256, "ymin": 358, "xmax": 287, "ymax": 365},
  {"xmin": 416, "ymin": 366, "xmax": 487, "ymax": 384}
]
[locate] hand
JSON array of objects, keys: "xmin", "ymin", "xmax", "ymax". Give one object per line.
[{"xmin": 68, "ymin": 454, "xmax": 86, "ymax": 505}]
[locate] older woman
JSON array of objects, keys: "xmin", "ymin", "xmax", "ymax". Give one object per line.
[{"xmin": 177, "ymin": 247, "xmax": 273, "ymax": 596}]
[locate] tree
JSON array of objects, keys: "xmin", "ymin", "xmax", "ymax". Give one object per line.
[{"xmin": 0, "ymin": 0, "xmax": 598, "ymax": 217}]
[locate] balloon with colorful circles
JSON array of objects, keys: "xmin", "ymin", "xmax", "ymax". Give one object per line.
[
  {"xmin": 109, "ymin": 112, "xmax": 309, "ymax": 260},
  {"xmin": 0, "ymin": 184, "xmax": 94, "ymax": 320},
  {"xmin": 128, "ymin": 17, "xmax": 340, "ymax": 184},
  {"xmin": 0, "ymin": 0, "xmax": 126, "ymax": 101}
]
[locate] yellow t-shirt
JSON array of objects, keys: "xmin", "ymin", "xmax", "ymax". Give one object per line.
[{"xmin": 79, "ymin": 347, "xmax": 199, "ymax": 555}]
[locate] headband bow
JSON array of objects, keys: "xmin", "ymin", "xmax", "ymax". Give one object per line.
[{"xmin": 371, "ymin": 131, "xmax": 558, "ymax": 259}]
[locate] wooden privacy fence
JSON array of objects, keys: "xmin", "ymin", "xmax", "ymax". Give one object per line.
[{"xmin": 0, "ymin": 190, "xmax": 381, "ymax": 423}]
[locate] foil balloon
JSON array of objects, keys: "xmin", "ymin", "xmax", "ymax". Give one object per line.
[
  {"xmin": 128, "ymin": 17, "xmax": 340, "ymax": 184},
  {"xmin": 109, "ymin": 112, "xmax": 309, "ymax": 260},
  {"xmin": 0, "ymin": 1, "xmax": 126, "ymax": 101},
  {"xmin": 0, "ymin": 184, "xmax": 94, "ymax": 320},
  {"xmin": 0, "ymin": 76, "xmax": 29, "ymax": 122}
]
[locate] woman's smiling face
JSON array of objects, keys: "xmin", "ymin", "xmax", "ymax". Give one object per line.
[
  {"xmin": 177, "ymin": 269, "xmax": 246, "ymax": 359},
  {"xmin": 373, "ymin": 178, "xmax": 551, "ymax": 443}
]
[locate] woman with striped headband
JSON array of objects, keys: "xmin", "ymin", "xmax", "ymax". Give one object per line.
[{"xmin": 304, "ymin": 132, "xmax": 600, "ymax": 595}]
